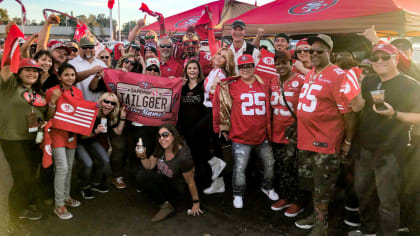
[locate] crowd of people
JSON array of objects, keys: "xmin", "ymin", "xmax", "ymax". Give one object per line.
[{"xmin": 1, "ymin": 11, "xmax": 419, "ymax": 236}]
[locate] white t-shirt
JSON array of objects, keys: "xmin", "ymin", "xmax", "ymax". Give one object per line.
[
  {"xmin": 68, "ymin": 56, "xmax": 107, "ymax": 102},
  {"xmin": 229, "ymin": 40, "xmax": 260, "ymax": 75},
  {"xmin": 203, "ymin": 68, "xmax": 226, "ymax": 108}
]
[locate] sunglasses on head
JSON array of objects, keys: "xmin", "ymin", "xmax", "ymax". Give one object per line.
[
  {"xmin": 103, "ymin": 100, "xmax": 116, "ymax": 106},
  {"xmin": 81, "ymin": 45, "xmax": 94, "ymax": 50},
  {"xmin": 159, "ymin": 44, "xmax": 172, "ymax": 49},
  {"xmin": 123, "ymin": 58, "xmax": 136, "ymax": 65},
  {"xmin": 146, "ymin": 67, "xmax": 159, "ymax": 72},
  {"xmin": 309, "ymin": 49, "xmax": 326, "ymax": 55},
  {"xmin": 145, "ymin": 35, "xmax": 155, "ymax": 40},
  {"xmin": 370, "ymin": 54, "xmax": 393, "ymax": 62},
  {"xmin": 296, "ymin": 48, "xmax": 310, "ymax": 54},
  {"xmin": 158, "ymin": 131, "xmax": 170, "ymax": 139},
  {"xmin": 238, "ymin": 64, "xmax": 254, "ymax": 70},
  {"xmin": 100, "ymin": 56, "xmax": 110, "ymax": 59}
]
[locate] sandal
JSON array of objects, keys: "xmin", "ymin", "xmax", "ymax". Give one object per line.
[
  {"xmin": 54, "ymin": 206, "xmax": 73, "ymax": 220},
  {"xmin": 65, "ymin": 198, "xmax": 81, "ymax": 208}
]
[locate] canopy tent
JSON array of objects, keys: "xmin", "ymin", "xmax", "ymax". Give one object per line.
[
  {"xmin": 141, "ymin": 0, "xmax": 256, "ymax": 34},
  {"xmin": 223, "ymin": 0, "xmax": 420, "ymax": 37}
]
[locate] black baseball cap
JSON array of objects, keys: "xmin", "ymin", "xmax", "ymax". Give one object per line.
[
  {"xmin": 274, "ymin": 33, "xmax": 290, "ymax": 43},
  {"xmin": 232, "ymin": 20, "xmax": 245, "ymax": 29}
]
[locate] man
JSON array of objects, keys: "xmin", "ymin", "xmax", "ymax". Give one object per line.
[
  {"xmin": 213, "ymin": 54, "xmax": 278, "ymax": 209},
  {"xmin": 391, "ymin": 38, "xmax": 420, "ymax": 80},
  {"xmin": 68, "ymin": 36, "xmax": 107, "ymax": 102},
  {"xmin": 350, "ymin": 43, "xmax": 420, "ymax": 236},
  {"xmin": 229, "ymin": 20, "xmax": 259, "ymax": 74},
  {"xmin": 294, "ymin": 34, "xmax": 354, "ymax": 236},
  {"xmin": 47, "ymin": 40, "xmax": 71, "ymax": 72},
  {"xmin": 144, "ymin": 43, "xmax": 158, "ymax": 61},
  {"xmin": 274, "ymin": 33, "xmax": 290, "ymax": 53},
  {"xmin": 158, "ymin": 37, "xmax": 183, "ymax": 78}
]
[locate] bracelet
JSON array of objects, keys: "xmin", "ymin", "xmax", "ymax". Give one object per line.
[
  {"xmin": 49, "ymin": 103, "xmax": 56, "ymax": 108},
  {"xmin": 192, "ymin": 199, "xmax": 199, "ymax": 204},
  {"xmin": 344, "ymin": 139, "xmax": 351, "ymax": 145},
  {"xmin": 120, "ymin": 118, "xmax": 126, "ymax": 121},
  {"xmin": 392, "ymin": 110, "xmax": 398, "ymax": 120}
]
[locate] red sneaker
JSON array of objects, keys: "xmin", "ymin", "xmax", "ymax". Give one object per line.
[
  {"xmin": 284, "ymin": 204, "xmax": 304, "ymax": 217},
  {"xmin": 271, "ymin": 199, "xmax": 291, "ymax": 211}
]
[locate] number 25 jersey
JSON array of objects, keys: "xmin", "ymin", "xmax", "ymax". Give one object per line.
[{"xmin": 297, "ymin": 65, "xmax": 351, "ymax": 154}]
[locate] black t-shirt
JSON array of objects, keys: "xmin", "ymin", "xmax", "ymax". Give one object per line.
[
  {"xmin": 41, "ymin": 74, "xmax": 59, "ymax": 92},
  {"xmin": 154, "ymin": 146, "xmax": 194, "ymax": 178},
  {"xmin": 358, "ymin": 73, "xmax": 420, "ymax": 153},
  {"xmin": 178, "ymin": 80, "xmax": 206, "ymax": 129},
  {"xmin": 78, "ymin": 116, "xmax": 120, "ymax": 144}
]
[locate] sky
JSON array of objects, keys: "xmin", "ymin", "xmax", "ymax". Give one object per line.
[{"xmin": 1, "ymin": 0, "xmax": 274, "ymax": 27}]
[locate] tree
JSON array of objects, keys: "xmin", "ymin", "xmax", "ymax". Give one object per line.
[
  {"xmin": 122, "ymin": 20, "xmax": 136, "ymax": 33},
  {"xmin": 11, "ymin": 17, "xmax": 22, "ymax": 25},
  {"xmin": 0, "ymin": 8, "xmax": 10, "ymax": 24}
]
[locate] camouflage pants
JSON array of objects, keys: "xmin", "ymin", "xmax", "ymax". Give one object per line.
[
  {"xmin": 297, "ymin": 150, "xmax": 340, "ymax": 205},
  {"xmin": 273, "ymin": 142, "xmax": 304, "ymax": 204}
]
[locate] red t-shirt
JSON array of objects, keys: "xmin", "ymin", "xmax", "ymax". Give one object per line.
[
  {"xmin": 270, "ymin": 74, "xmax": 305, "ymax": 144},
  {"xmin": 296, "ymin": 65, "xmax": 351, "ymax": 154},
  {"xmin": 229, "ymin": 79, "xmax": 270, "ymax": 145},
  {"xmin": 160, "ymin": 58, "xmax": 183, "ymax": 78},
  {"xmin": 46, "ymin": 85, "xmax": 84, "ymax": 149}
]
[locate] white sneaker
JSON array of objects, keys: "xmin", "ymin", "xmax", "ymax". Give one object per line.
[
  {"xmin": 208, "ymin": 157, "xmax": 226, "ymax": 180},
  {"xmin": 203, "ymin": 177, "xmax": 225, "ymax": 194},
  {"xmin": 233, "ymin": 195, "xmax": 243, "ymax": 208},
  {"xmin": 261, "ymin": 188, "xmax": 279, "ymax": 201}
]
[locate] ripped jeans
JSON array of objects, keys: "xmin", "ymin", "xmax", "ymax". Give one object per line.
[{"xmin": 232, "ymin": 140, "xmax": 275, "ymax": 196}]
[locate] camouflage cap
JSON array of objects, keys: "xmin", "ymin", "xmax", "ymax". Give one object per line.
[{"xmin": 79, "ymin": 36, "xmax": 97, "ymax": 47}]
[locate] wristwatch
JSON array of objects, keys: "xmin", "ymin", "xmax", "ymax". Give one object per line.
[{"xmin": 193, "ymin": 199, "xmax": 199, "ymax": 203}]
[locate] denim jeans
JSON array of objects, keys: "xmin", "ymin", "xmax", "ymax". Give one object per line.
[
  {"xmin": 53, "ymin": 147, "xmax": 75, "ymax": 206},
  {"xmin": 76, "ymin": 141, "xmax": 111, "ymax": 188},
  {"xmin": 232, "ymin": 140, "xmax": 275, "ymax": 196}
]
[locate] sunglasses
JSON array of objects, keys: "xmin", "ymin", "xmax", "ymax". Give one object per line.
[
  {"xmin": 238, "ymin": 64, "xmax": 254, "ymax": 70},
  {"xmin": 123, "ymin": 58, "xmax": 136, "ymax": 65},
  {"xmin": 296, "ymin": 48, "xmax": 310, "ymax": 54},
  {"xmin": 81, "ymin": 45, "xmax": 94, "ymax": 50},
  {"xmin": 159, "ymin": 44, "xmax": 172, "ymax": 49},
  {"xmin": 100, "ymin": 56, "xmax": 110, "ymax": 59},
  {"xmin": 103, "ymin": 100, "xmax": 116, "ymax": 106},
  {"xmin": 145, "ymin": 35, "xmax": 155, "ymax": 40},
  {"xmin": 370, "ymin": 54, "xmax": 393, "ymax": 62},
  {"xmin": 183, "ymin": 41, "xmax": 199, "ymax": 46},
  {"xmin": 309, "ymin": 49, "xmax": 326, "ymax": 55},
  {"xmin": 158, "ymin": 131, "xmax": 171, "ymax": 139},
  {"xmin": 147, "ymin": 67, "xmax": 160, "ymax": 72},
  {"xmin": 70, "ymin": 48, "xmax": 78, "ymax": 53}
]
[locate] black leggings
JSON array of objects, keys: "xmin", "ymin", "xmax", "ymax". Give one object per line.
[
  {"xmin": 136, "ymin": 170, "xmax": 178, "ymax": 205},
  {"xmin": 0, "ymin": 139, "xmax": 41, "ymax": 223}
]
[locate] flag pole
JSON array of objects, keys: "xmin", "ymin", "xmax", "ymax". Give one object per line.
[
  {"xmin": 118, "ymin": 0, "xmax": 121, "ymax": 41},
  {"xmin": 109, "ymin": 8, "xmax": 113, "ymax": 41}
]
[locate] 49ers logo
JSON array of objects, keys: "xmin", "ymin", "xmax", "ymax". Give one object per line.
[
  {"xmin": 61, "ymin": 103, "xmax": 74, "ymax": 113},
  {"xmin": 288, "ymin": 0, "xmax": 338, "ymax": 15},
  {"xmin": 262, "ymin": 57, "xmax": 274, "ymax": 65},
  {"xmin": 174, "ymin": 16, "xmax": 201, "ymax": 28}
]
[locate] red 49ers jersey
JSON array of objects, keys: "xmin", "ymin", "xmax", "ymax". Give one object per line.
[
  {"xmin": 270, "ymin": 74, "xmax": 305, "ymax": 144},
  {"xmin": 297, "ymin": 65, "xmax": 351, "ymax": 154},
  {"xmin": 229, "ymin": 79, "xmax": 270, "ymax": 145}
]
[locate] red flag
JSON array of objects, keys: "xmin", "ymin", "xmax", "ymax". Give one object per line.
[
  {"xmin": 195, "ymin": 8, "xmax": 218, "ymax": 56},
  {"xmin": 340, "ymin": 67, "xmax": 363, "ymax": 101},
  {"xmin": 74, "ymin": 23, "xmax": 87, "ymax": 42},
  {"xmin": 108, "ymin": 0, "xmax": 115, "ymax": 9},
  {"xmin": 255, "ymin": 49, "xmax": 278, "ymax": 82},
  {"xmin": 41, "ymin": 121, "xmax": 53, "ymax": 168},
  {"xmin": 1, "ymin": 24, "xmax": 24, "ymax": 73},
  {"xmin": 15, "ymin": 0, "xmax": 26, "ymax": 24},
  {"xmin": 139, "ymin": 2, "xmax": 164, "ymax": 24},
  {"xmin": 52, "ymin": 93, "xmax": 98, "ymax": 136}
]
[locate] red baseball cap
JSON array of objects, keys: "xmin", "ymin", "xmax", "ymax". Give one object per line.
[
  {"xmin": 19, "ymin": 58, "xmax": 42, "ymax": 71},
  {"xmin": 372, "ymin": 43, "xmax": 399, "ymax": 61},
  {"xmin": 296, "ymin": 38, "xmax": 309, "ymax": 47},
  {"xmin": 237, "ymin": 54, "xmax": 254, "ymax": 66}
]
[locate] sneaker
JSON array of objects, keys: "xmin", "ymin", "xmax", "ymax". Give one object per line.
[
  {"xmin": 91, "ymin": 183, "xmax": 110, "ymax": 193},
  {"xmin": 65, "ymin": 198, "xmax": 81, "ymax": 208},
  {"xmin": 151, "ymin": 201, "xmax": 174, "ymax": 222},
  {"xmin": 348, "ymin": 230, "xmax": 377, "ymax": 236},
  {"xmin": 284, "ymin": 204, "xmax": 304, "ymax": 217},
  {"xmin": 295, "ymin": 212, "xmax": 316, "ymax": 229},
  {"xmin": 18, "ymin": 208, "xmax": 42, "ymax": 221},
  {"xmin": 53, "ymin": 206, "xmax": 73, "ymax": 220},
  {"xmin": 112, "ymin": 177, "xmax": 127, "ymax": 189},
  {"xmin": 261, "ymin": 188, "xmax": 279, "ymax": 201},
  {"xmin": 203, "ymin": 177, "xmax": 225, "ymax": 194},
  {"xmin": 81, "ymin": 187, "xmax": 95, "ymax": 199},
  {"xmin": 344, "ymin": 211, "xmax": 361, "ymax": 227},
  {"xmin": 308, "ymin": 222, "xmax": 328, "ymax": 236},
  {"xmin": 345, "ymin": 198, "xmax": 360, "ymax": 212},
  {"xmin": 233, "ymin": 195, "xmax": 243, "ymax": 209},
  {"xmin": 208, "ymin": 157, "xmax": 226, "ymax": 180},
  {"xmin": 271, "ymin": 199, "xmax": 291, "ymax": 211},
  {"xmin": 136, "ymin": 188, "xmax": 142, "ymax": 193}
]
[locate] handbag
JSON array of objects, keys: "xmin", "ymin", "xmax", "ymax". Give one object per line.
[{"xmin": 280, "ymin": 80, "xmax": 297, "ymax": 143}]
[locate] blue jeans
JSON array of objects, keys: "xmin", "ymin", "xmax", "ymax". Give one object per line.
[
  {"xmin": 76, "ymin": 141, "xmax": 111, "ymax": 188},
  {"xmin": 232, "ymin": 140, "xmax": 275, "ymax": 196}
]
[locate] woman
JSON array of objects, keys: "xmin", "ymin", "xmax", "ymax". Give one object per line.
[
  {"xmin": 136, "ymin": 124, "xmax": 203, "ymax": 222},
  {"xmin": 0, "ymin": 57, "xmax": 46, "ymax": 232},
  {"xmin": 177, "ymin": 60, "xmax": 210, "ymax": 187},
  {"xmin": 33, "ymin": 50, "xmax": 59, "ymax": 92},
  {"xmin": 77, "ymin": 92, "xmax": 126, "ymax": 199},
  {"xmin": 269, "ymin": 51, "xmax": 306, "ymax": 217},
  {"xmin": 97, "ymin": 49, "xmax": 112, "ymax": 68},
  {"xmin": 201, "ymin": 48, "xmax": 236, "ymax": 194},
  {"xmin": 116, "ymin": 53, "xmax": 143, "ymax": 73},
  {"xmin": 293, "ymin": 38, "xmax": 312, "ymax": 75},
  {"xmin": 46, "ymin": 63, "xmax": 84, "ymax": 220}
]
